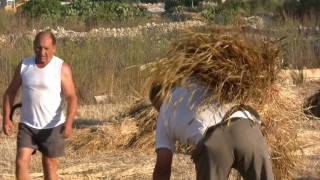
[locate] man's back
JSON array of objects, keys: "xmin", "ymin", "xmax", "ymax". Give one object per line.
[{"xmin": 156, "ymin": 82, "xmax": 255, "ymax": 152}]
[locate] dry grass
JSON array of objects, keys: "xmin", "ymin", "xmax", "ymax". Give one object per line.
[{"xmin": 258, "ymin": 84, "xmax": 305, "ymax": 179}]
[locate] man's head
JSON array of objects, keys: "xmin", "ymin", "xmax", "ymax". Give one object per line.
[
  {"xmin": 33, "ymin": 31, "xmax": 57, "ymax": 65},
  {"xmin": 149, "ymin": 82, "xmax": 163, "ymax": 112}
]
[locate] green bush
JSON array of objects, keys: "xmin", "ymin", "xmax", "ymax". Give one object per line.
[
  {"xmin": 93, "ymin": 2, "xmax": 145, "ymax": 21},
  {"xmin": 64, "ymin": 0, "xmax": 97, "ymax": 17},
  {"xmin": 201, "ymin": 1, "xmax": 250, "ymax": 24},
  {"xmin": 20, "ymin": 0, "xmax": 145, "ymax": 22},
  {"xmin": 21, "ymin": 0, "xmax": 64, "ymax": 18}
]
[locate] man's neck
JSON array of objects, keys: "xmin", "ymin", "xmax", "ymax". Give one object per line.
[{"xmin": 35, "ymin": 56, "xmax": 53, "ymax": 68}]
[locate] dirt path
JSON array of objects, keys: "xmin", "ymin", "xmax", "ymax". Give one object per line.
[
  {"xmin": 1, "ymin": 121, "xmax": 319, "ymax": 180},
  {"xmin": 0, "ymin": 151, "xmax": 194, "ymax": 180}
]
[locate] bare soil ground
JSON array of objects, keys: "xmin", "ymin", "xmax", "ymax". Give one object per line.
[{"xmin": 0, "ymin": 82, "xmax": 319, "ymax": 179}]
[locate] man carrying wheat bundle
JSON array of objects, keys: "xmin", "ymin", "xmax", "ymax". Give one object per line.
[{"xmin": 150, "ymin": 31, "xmax": 280, "ymax": 180}]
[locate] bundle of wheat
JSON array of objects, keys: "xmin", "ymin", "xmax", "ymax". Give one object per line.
[
  {"xmin": 149, "ymin": 31, "xmax": 281, "ymax": 106},
  {"xmin": 257, "ymin": 85, "xmax": 305, "ymax": 179},
  {"xmin": 119, "ymin": 100, "xmax": 157, "ymax": 149}
]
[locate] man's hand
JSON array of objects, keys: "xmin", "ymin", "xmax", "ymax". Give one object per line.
[
  {"xmin": 63, "ymin": 124, "xmax": 72, "ymax": 138},
  {"xmin": 3, "ymin": 119, "xmax": 13, "ymax": 136}
]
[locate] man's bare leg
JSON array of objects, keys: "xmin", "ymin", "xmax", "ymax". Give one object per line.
[
  {"xmin": 42, "ymin": 156, "xmax": 58, "ymax": 180},
  {"xmin": 16, "ymin": 147, "xmax": 34, "ymax": 180}
]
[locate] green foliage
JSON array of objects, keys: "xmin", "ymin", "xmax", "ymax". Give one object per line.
[
  {"xmin": 93, "ymin": 2, "xmax": 146, "ymax": 21},
  {"xmin": 64, "ymin": 0, "xmax": 97, "ymax": 17},
  {"xmin": 201, "ymin": 1, "xmax": 250, "ymax": 24},
  {"xmin": 20, "ymin": 0, "xmax": 145, "ymax": 22},
  {"xmin": 200, "ymin": 0, "xmax": 283, "ymax": 24},
  {"xmin": 21, "ymin": 0, "xmax": 64, "ymax": 18}
]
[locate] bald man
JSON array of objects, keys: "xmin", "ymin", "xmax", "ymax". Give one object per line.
[{"xmin": 2, "ymin": 30, "xmax": 78, "ymax": 180}]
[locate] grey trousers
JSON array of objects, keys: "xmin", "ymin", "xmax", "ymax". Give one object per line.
[{"xmin": 191, "ymin": 118, "xmax": 274, "ymax": 180}]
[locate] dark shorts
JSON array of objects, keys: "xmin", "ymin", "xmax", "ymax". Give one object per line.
[{"xmin": 17, "ymin": 123, "xmax": 65, "ymax": 158}]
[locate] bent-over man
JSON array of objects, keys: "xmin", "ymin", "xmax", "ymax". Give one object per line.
[{"xmin": 150, "ymin": 80, "xmax": 274, "ymax": 180}]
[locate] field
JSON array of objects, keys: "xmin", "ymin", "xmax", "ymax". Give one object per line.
[
  {"xmin": 0, "ymin": 81, "xmax": 319, "ymax": 179},
  {"xmin": 0, "ymin": 3, "xmax": 320, "ymax": 179}
]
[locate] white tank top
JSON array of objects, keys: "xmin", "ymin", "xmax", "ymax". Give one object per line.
[{"xmin": 20, "ymin": 56, "xmax": 65, "ymax": 129}]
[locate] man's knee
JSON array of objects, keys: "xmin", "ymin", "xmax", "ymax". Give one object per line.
[{"xmin": 16, "ymin": 156, "xmax": 30, "ymax": 168}]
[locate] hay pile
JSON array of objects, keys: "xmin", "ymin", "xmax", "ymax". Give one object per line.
[
  {"xmin": 116, "ymin": 100, "xmax": 157, "ymax": 150},
  {"xmin": 68, "ymin": 100, "xmax": 157, "ymax": 154},
  {"xmin": 258, "ymin": 85, "xmax": 305, "ymax": 179},
  {"xmin": 68, "ymin": 125, "xmax": 121, "ymax": 154},
  {"xmin": 149, "ymin": 31, "xmax": 281, "ymax": 106}
]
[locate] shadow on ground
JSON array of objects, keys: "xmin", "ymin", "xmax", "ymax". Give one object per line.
[{"xmin": 73, "ymin": 118, "xmax": 104, "ymax": 129}]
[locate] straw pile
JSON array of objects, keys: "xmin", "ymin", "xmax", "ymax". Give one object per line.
[
  {"xmin": 118, "ymin": 100, "xmax": 157, "ymax": 150},
  {"xmin": 68, "ymin": 125, "xmax": 121, "ymax": 154},
  {"xmin": 258, "ymin": 85, "xmax": 305, "ymax": 179},
  {"xmin": 149, "ymin": 31, "xmax": 281, "ymax": 106}
]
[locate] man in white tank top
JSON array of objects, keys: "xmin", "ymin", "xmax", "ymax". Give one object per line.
[{"xmin": 2, "ymin": 31, "xmax": 78, "ymax": 180}]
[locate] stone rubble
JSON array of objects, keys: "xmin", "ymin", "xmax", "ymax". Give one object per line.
[{"xmin": 0, "ymin": 20, "xmax": 206, "ymax": 47}]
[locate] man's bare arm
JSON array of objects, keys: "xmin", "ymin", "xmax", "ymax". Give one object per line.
[
  {"xmin": 153, "ymin": 148, "xmax": 173, "ymax": 180},
  {"xmin": 61, "ymin": 63, "xmax": 77, "ymax": 138},
  {"xmin": 2, "ymin": 63, "xmax": 22, "ymax": 135}
]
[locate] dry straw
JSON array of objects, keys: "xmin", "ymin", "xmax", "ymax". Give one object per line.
[{"xmin": 149, "ymin": 31, "xmax": 282, "ymax": 106}]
